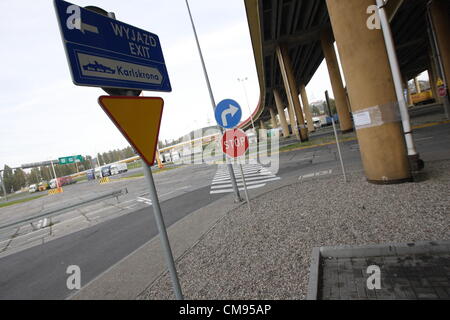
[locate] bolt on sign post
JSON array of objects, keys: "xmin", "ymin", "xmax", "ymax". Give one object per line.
[
  {"xmin": 54, "ymin": 0, "xmax": 182, "ymax": 300},
  {"xmin": 221, "ymin": 129, "xmax": 251, "ymax": 212},
  {"xmin": 325, "ymin": 91, "xmax": 347, "ymax": 183}
]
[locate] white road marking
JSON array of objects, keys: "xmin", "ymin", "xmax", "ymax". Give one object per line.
[
  {"xmin": 136, "ymin": 197, "xmax": 152, "ymax": 205},
  {"xmin": 299, "ymin": 169, "xmax": 332, "ymax": 180},
  {"xmin": 210, "ymin": 184, "xmax": 267, "ymax": 194},
  {"xmin": 210, "ymin": 164, "xmax": 281, "ymax": 194}
]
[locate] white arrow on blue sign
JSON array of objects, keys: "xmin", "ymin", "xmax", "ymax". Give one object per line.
[
  {"xmin": 214, "ymin": 99, "xmax": 242, "ymax": 129},
  {"xmin": 53, "ymin": 0, "xmax": 171, "ymax": 92}
]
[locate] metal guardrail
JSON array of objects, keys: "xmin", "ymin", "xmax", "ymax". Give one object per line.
[{"xmin": 0, "ymin": 188, "xmax": 128, "ymax": 231}]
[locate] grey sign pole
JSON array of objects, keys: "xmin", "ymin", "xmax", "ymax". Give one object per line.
[
  {"xmin": 50, "ymin": 160, "xmax": 60, "ymax": 189},
  {"xmin": 238, "ymin": 163, "xmax": 252, "ymax": 212},
  {"xmin": 119, "ymin": 89, "xmax": 183, "ymax": 299},
  {"xmin": 325, "ymin": 91, "xmax": 347, "ymax": 183},
  {"xmin": 0, "ymin": 170, "xmax": 7, "ymax": 202},
  {"xmin": 142, "ymin": 160, "xmax": 183, "ymax": 300},
  {"xmin": 185, "ymin": 0, "xmax": 242, "ymax": 203}
]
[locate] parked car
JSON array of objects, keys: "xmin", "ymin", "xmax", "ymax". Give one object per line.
[{"xmin": 28, "ymin": 184, "xmax": 37, "ymax": 193}]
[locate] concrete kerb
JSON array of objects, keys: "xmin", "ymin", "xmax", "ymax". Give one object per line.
[{"xmin": 306, "ymin": 240, "xmax": 450, "ymax": 300}]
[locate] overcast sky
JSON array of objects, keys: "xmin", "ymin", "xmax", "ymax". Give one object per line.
[{"xmin": 0, "ymin": 0, "xmax": 371, "ymax": 169}]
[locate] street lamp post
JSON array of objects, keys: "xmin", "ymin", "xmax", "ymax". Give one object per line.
[
  {"xmin": 185, "ymin": 0, "xmax": 242, "ymax": 202},
  {"xmin": 237, "ymin": 77, "xmax": 256, "ymax": 132}
]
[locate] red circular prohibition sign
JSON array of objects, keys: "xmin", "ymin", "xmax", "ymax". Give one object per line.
[{"xmin": 221, "ymin": 129, "xmax": 249, "ymax": 158}]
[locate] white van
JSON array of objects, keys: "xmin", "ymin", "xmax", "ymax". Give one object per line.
[
  {"xmin": 110, "ymin": 162, "xmax": 128, "ymax": 175},
  {"xmin": 29, "ymin": 184, "xmax": 37, "ymax": 193}
]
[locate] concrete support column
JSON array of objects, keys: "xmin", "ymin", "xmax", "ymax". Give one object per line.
[
  {"xmin": 269, "ymin": 107, "xmax": 278, "ymax": 129},
  {"xmin": 430, "ymin": 0, "xmax": 450, "ymax": 92},
  {"xmin": 414, "ymin": 77, "xmax": 421, "ymax": 94},
  {"xmin": 428, "ymin": 67, "xmax": 438, "ymax": 100},
  {"xmin": 286, "ymin": 98, "xmax": 296, "ymax": 135},
  {"xmin": 276, "ymin": 45, "xmax": 308, "ymax": 141},
  {"xmin": 321, "ymin": 28, "xmax": 353, "ymax": 133},
  {"xmin": 326, "ymin": 0, "xmax": 411, "ymax": 184},
  {"xmin": 273, "ymin": 89, "xmax": 290, "ymax": 137},
  {"xmin": 299, "ymin": 84, "xmax": 315, "ymax": 133}
]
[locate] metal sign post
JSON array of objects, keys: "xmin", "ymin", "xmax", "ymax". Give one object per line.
[
  {"xmin": 222, "ymin": 129, "xmax": 251, "ymax": 211},
  {"xmin": 55, "ymin": 0, "xmax": 182, "ymax": 299},
  {"xmin": 325, "ymin": 91, "xmax": 347, "ymax": 183},
  {"xmin": 50, "ymin": 159, "xmax": 60, "ymax": 189},
  {"xmin": 238, "ymin": 164, "xmax": 252, "ymax": 213},
  {"xmin": 185, "ymin": 0, "xmax": 242, "ymax": 203},
  {"xmin": 142, "ymin": 160, "xmax": 184, "ymax": 300},
  {"xmin": 0, "ymin": 171, "xmax": 7, "ymax": 202},
  {"xmin": 99, "ymin": 92, "xmax": 183, "ymax": 299}
]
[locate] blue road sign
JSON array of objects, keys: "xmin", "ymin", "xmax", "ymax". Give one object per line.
[
  {"xmin": 215, "ymin": 99, "xmax": 242, "ymax": 129},
  {"xmin": 54, "ymin": 0, "xmax": 171, "ymax": 92}
]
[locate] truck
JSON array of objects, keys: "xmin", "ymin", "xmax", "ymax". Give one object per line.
[
  {"xmin": 38, "ymin": 181, "xmax": 50, "ymax": 191},
  {"xmin": 49, "ymin": 176, "xmax": 74, "ymax": 189},
  {"xmin": 110, "ymin": 162, "xmax": 128, "ymax": 175},
  {"xmin": 86, "ymin": 169, "xmax": 96, "ymax": 181}
]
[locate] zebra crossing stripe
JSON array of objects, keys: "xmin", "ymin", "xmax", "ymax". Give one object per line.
[
  {"xmin": 211, "ymin": 177, "xmax": 281, "ymax": 189},
  {"xmin": 210, "ymin": 164, "xmax": 281, "ymax": 194},
  {"xmin": 210, "ymin": 184, "xmax": 267, "ymax": 194},
  {"xmin": 212, "ymin": 172, "xmax": 273, "ymax": 182},
  {"xmin": 212, "ymin": 176, "xmax": 280, "ymax": 186},
  {"xmin": 136, "ymin": 197, "xmax": 152, "ymax": 205}
]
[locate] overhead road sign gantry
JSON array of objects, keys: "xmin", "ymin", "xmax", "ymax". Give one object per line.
[
  {"xmin": 215, "ymin": 99, "xmax": 242, "ymax": 129},
  {"xmin": 54, "ymin": 0, "xmax": 171, "ymax": 92},
  {"xmin": 97, "ymin": 96, "xmax": 164, "ymax": 166},
  {"xmin": 58, "ymin": 155, "xmax": 84, "ymax": 164}
]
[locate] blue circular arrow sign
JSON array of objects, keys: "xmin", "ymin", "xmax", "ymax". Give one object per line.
[{"xmin": 214, "ymin": 99, "xmax": 242, "ymax": 129}]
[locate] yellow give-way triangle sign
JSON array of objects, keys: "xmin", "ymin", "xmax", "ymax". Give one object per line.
[{"xmin": 98, "ymin": 96, "xmax": 164, "ymax": 166}]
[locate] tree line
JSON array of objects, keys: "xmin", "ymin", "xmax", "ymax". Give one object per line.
[{"xmin": 1, "ymin": 146, "xmax": 137, "ymax": 194}]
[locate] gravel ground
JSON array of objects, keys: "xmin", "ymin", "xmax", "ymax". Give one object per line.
[{"xmin": 138, "ymin": 160, "xmax": 449, "ymax": 300}]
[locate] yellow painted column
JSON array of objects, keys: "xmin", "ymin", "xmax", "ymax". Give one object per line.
[
  {"xmin": 276, "ymin": 45, "xmax": 308, "ymax": 141},
  {"xmin": 269, "ymin": 107, "xmax": 278, "ymax": 129},
  {"xmin": 321, "ymin": 28, "xmax": 353, "ymax": 133},
  {"xmin": 430, "ymin": 0, "xmax": 450, "ymax": 92},
  {"xmin": 286, "ymin": 98, "xmax": 296, "ymax": 136},
  {"xmin": 299, "ymin": 84, "xmax": 315, "ymax": 133},
  {"xmin": 414, "ymin": 77, "xmax": 421, "ymax": 94},
  {"xmin": 156, "ymin": 149, "xmax": 164, "ymax": 169},
  {"xmin": 428, "ymin": 68, "xmax": 438, "ymax": 100},
  {"xmin": 326, "ymin": 0, "xmax": 411, "ymax": 184},
  {"xmin": 273, "ymin": 89, "xmax": 290, "ymax": 137}
]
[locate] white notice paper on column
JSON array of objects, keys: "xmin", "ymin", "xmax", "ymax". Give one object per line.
[{"xmin": 353, "ymin": 111, "xmax": 371, "ymax": 127}]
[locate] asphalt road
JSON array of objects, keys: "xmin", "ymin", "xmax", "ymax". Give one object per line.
[{"xmin": 0, "ymin": 122, "xmax": 448, "ymax": 299}]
